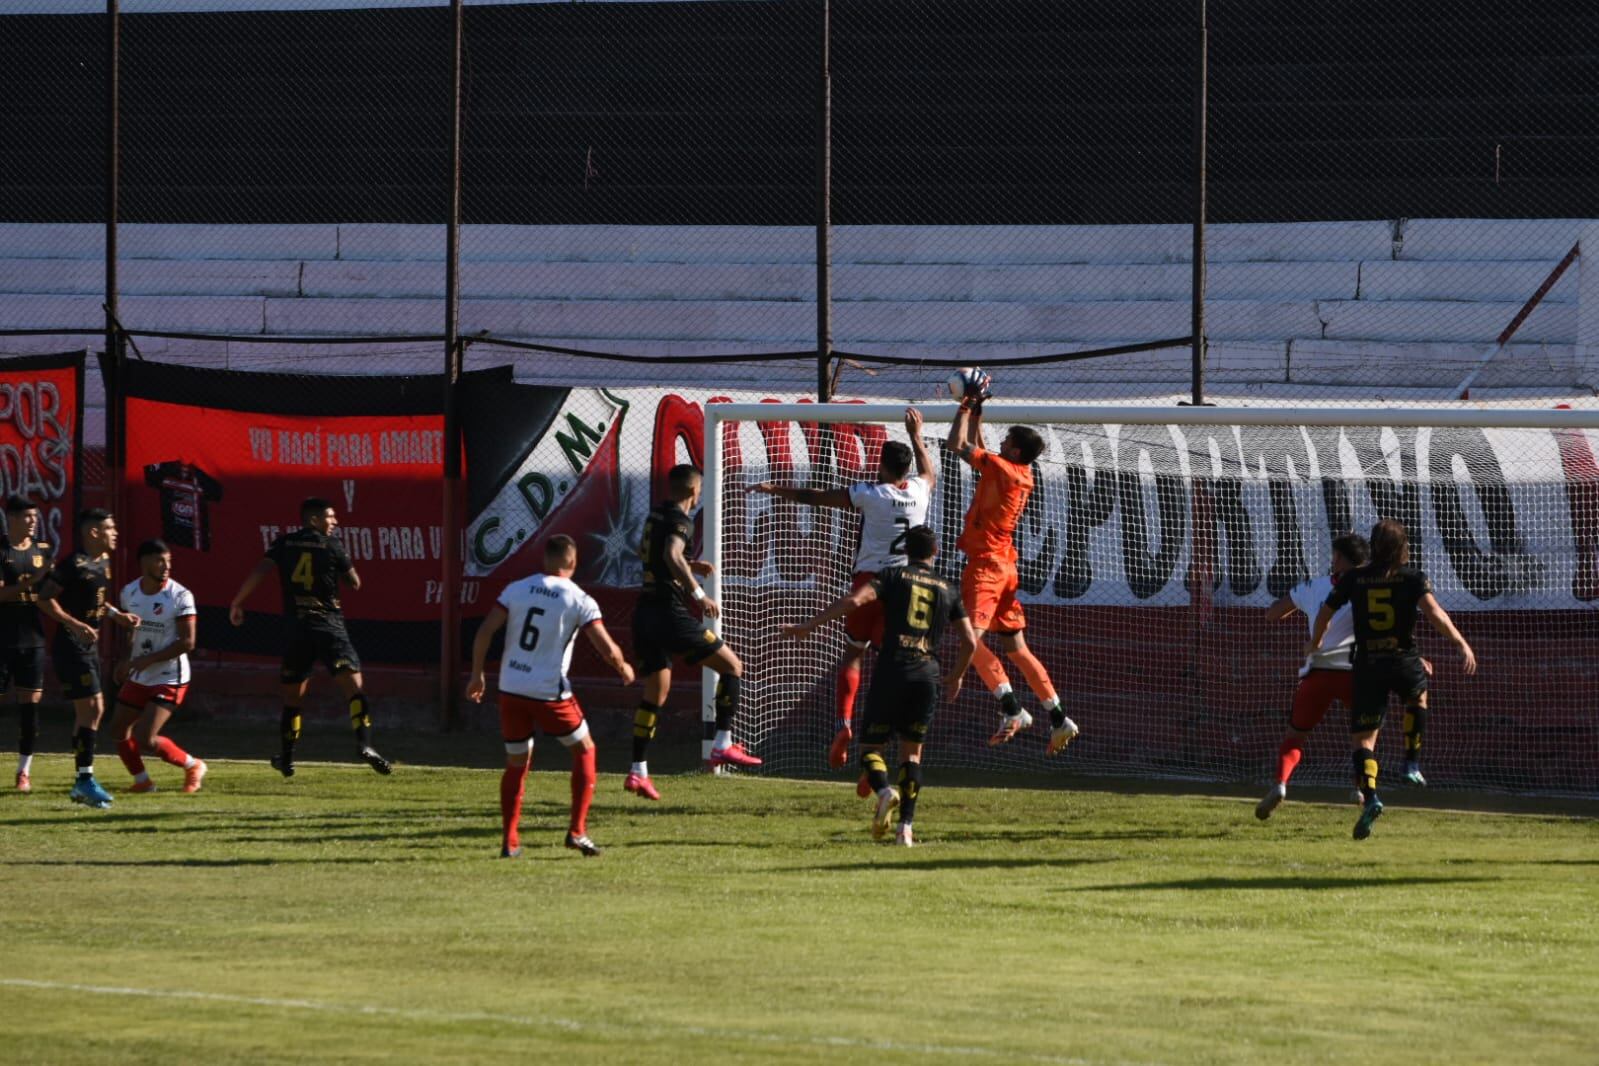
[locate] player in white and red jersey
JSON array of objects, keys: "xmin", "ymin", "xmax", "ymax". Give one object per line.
[
  {"xmin": 1254, "ymin": 531, "xmax": 1369, "ymax": 820},
  {"xmin": 109, "ymin": 539, "xmax": 207, "ymax": 794},
  {"xmin": 750, "ymin": 407, "xmax": 935, "ymax": 768},
  {"xmin": 467, "ymin": 534, "xmax": 634, "ymax": 859}
]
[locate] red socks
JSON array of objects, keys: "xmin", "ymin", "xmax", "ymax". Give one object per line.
[
  {"xmin": 570, "ymin": 746, "xmax": 596, "ymax": 837},
  {"xmin": 152, "ymin": 737, "xmax": 190, "ymax": 769},
  {"xmin": 500, "ymin": 762, "xmax": 530, "ymax": 851},
  {"xmin": 1276, "ymin": 735, "xmax": 1304, "ymax": 785},
  {"xmin": 116, "ymin": 738, "xmax": 145, "ymax": 777},
  {"xmin": 835, "ymin": 664, "xmax": 861, "ymax": 724}
]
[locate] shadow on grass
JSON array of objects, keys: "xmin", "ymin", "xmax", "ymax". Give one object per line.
[
  {"xmin": 11, "ymin": 857, "xmax": 405, "ymax": 868},
  {"xmin": 788, "ymin": 856, "xmax": 1118, "ymax": 872},
  {"xmin": 1071, "ymin": 874, "xmax": 1500, "ymax": 892}
]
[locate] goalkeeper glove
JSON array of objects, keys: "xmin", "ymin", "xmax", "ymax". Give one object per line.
[{"xmin": 964, "ymin": 369, "xmax": 993, "ymax": 404}]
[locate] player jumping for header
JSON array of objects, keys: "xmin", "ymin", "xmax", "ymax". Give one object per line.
[
  {"xmin": 751, "ymin": 407, "xmax": 935, "ymax": 768},
  {"xmin": 946, "ymin": 385, "xmax": 1078, "ymax": 752}
]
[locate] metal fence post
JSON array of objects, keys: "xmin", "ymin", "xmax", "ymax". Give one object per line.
[
  {"xmin": 1188, "ymin": 0, "xmax": 1209, "ymax": 407},
  {"xmin": 815, "ymin": 0, "xmax": 833, "ymax": 402},
  {"xmin": 440, "ymin": 0, "xmax": 465, "ymax": 727}
]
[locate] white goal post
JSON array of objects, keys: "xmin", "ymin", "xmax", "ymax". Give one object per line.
[{"xmin": 703, "ymin": 401, "xmax": 1599, "ymax": 794}]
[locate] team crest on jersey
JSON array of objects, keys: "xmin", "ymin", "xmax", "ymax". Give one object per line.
[
  {"xmin": 153, "ymin": 603, "xmax": 164, "ymax": 615},
  {"xmin": 31, "ymin": 555, "xmax": 42, "ymax": 568}
]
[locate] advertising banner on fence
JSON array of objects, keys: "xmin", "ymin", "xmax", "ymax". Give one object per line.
[
  {"xmin": 117, "ymin": 361, "xmax": 507, "ymax": 662},
  {"xmin": 0, "ymin": 351, "xmax": 83, "ymax": 557},
  {"xmin": 461, "ymin": 383, "xmax": 1599, "ymax": 612}
]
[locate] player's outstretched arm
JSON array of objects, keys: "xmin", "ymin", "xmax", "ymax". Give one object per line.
[
  {"xmin": 1305, "ymin": 603, "xmax": 1335, "ymax": 660},
  {"xmin": 229, "ymin": 557, "xmax": 275, "ymax": 626},
  {"xmin": 465, "ymin": 605, "xmax": 508, "ymax": 703},
  {"xmin": 946, "ymin": 399, "xmax": 986, "ymax": 467},
  {"xmin": 583, "ymin": 620, "xmax": 636, "ymax": 686},
  {"xmin": 1264, "ymin": 593, "xmax": 1298, "ymax": 623},
  {"xmin": 905, "ymin": 407, "xmax": 936, "ymax": 489},
  {"xmin": 781, "ymin": 584, "xmax": 877, "ymax": 640},
  {"xmin": 1421, "ymin": 593, "xmax": 1478, "ymax": 675},
  {"xmin": 748, "ymin": 483, "xmax": 852, "ymax": 510},
  {"xmin": 943, "ymin": 616, "xmax": 979, "ymax": 701}
]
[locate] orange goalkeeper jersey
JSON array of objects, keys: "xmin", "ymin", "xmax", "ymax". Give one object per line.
[{"xmin": 957, "ymin": 447, "xmax": 1032, "ymax": 564}]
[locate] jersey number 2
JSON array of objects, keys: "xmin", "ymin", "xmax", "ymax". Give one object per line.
[
  {"xmin": 290, "ymin": 552, "xmax": 315, "ymax": 591},
  {"xmin": 890, "ymin": 517, "xmax": 910, "ymax": 555},
  {"xmin": 519, "ymin": 606, "xmax": 547, "ymax": 651}
]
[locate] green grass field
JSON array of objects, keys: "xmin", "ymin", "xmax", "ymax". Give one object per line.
[{"xmin": 3, "ymin": 749, "xmax": 1596, "ymax": 1066}]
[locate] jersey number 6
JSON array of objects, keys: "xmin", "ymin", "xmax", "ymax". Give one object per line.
[{"xmin": 519, "ymin": 606, "xmax": 547, "ymax": 651}]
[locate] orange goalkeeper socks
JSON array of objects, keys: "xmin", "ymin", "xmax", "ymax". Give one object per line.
[
  {"xmin": 1005, "ymin": 646, "xmax": 1057, "ymax": 707},
  {"xmin": 971, "ymin": 641, "xmax": 1010, "ymax": 693}
]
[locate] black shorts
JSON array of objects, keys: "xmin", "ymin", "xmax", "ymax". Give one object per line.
[
  {"xmin": 280, "ymin": 615, "xmax": 362, "ymax": 684},
  {"xmin": 860, "ymin": 662, "xmax": 940, "ymax": 745},
  {"xmin": 1350, "ymin": 654, "xmax": 1429, "ymax": 732},
  {"xmin": 0, "ymin": 644, "xmax": 46, "ymax": 693},
  {"xmin": 632, "ymin": 599, "xmax": 723, "ymax": 674},
  {"xmin": 52, "ymin": 635, "xmax": 101, "ymax": 700}
]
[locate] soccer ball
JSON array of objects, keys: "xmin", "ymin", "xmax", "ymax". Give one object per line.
[{"xmin": 946, "ymin": 366, "xmax": 991, "ymax": 401}]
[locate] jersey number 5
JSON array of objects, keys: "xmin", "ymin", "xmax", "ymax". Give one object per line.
[
  {"xmin": 1366, "ymin": 588, "xmax": 1395, "ymax": 631},
  {"xmin": 290, "ymin": 552, "xmax": 315, "ymax": 591},
  {"xmin": 519, "ymin": 606, "xmax": 547, "ymax": 651}
]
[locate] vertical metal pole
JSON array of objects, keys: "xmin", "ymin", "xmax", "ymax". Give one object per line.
[
  {"xmin": 1189, "ymin": 0, "xmax": 1209, "ymax": 407},
  {"xmin": 700, "ymin": 405, "xmax": 723, "ymax": 769},
  {"xmin": 105, "ymin": 0, "xmax": 125, "ymax": 520},
  {"xmin": 440, "ymin": 0, "xmax": 465, "ymax": 727},
  {"xmin": 815, "ymin": 0, "xmax": 833, "ymax": 402}
]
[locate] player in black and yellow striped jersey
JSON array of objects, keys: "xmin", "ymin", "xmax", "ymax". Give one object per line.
[
  {"xmin": 0, "ymin": 496, "xmax": 52, "ymax": 792},
  {"xmin": 1311, "ymin": 519, "xmax": 1477, "ymax": 840},
  {"xmin": 784, "ymin": 526, "xmax": 977, "ymax": 846},
  {"xmin": 229, "ymin": 497, "xmax": 391, "ymax": 779}
]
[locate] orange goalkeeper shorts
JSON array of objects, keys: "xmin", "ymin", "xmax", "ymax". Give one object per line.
[{"xmin": 962, "ymin": 557, "xmax": 1025, "ymax": 634}]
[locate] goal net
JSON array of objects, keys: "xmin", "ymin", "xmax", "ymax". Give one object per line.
[{"xmin": 704, "ymin": 401, "xmax": 1599, "ymax": 795}]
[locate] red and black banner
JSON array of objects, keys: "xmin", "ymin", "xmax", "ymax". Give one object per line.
[
  {"xmin": 114, "ymin": 359, "xmax": 507, "ymax": 663},
  {"xmin": 0, "ymin": 351, "xmax": 84, "ymax": 558}
]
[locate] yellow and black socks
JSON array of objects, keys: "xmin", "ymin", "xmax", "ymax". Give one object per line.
[
  {"xmin": 713, "ymin": 674, "xmax": 740, "ymax": 732},
  {"xmin": 1354, "ymin": 748, "xmax": 1379, "ymax": 801},
  {"xmin": 632, "ymin": 702, "xmax": 661, "ymax": 763},
  {"xmin": 349, "ymin": 694, "xmax": 373, "ymax": 749},
  {"xmin": 897, "ymin": 761, "xmax": 923, "ymax": 825},
  {"xmin": 280, "ymin": 707, "xmax": 302, "ymax": 764},
  {"xmin": 861, "ymin": 751, "xmax": 890, "ymax": 794},
  {"xmin": 1403, "ymin": 705, "xmax": 1427, "ymax": 762}
]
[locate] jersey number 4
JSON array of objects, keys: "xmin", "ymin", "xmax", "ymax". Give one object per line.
[
  {"xmin": 291, "ymin": 552, "xmax": 316, "ymax": 591},
  {"xmin": 519, "ymin": 606, "xmax": 546, "ymax": 651}
]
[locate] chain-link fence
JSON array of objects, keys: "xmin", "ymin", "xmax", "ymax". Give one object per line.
[{"xmin": 0, "ymin": 1, "xmax": 1595, "ymax": 783}]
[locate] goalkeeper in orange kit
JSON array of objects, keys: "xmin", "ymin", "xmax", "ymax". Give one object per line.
[{"xmin": 946, "ymin": 375, "xmax": 1079, "ymax": 752}]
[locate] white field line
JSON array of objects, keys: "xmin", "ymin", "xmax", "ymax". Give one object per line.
[{"xmin": 1, "ymin": 977, "xmax": 1127, "ymax": 1066}]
